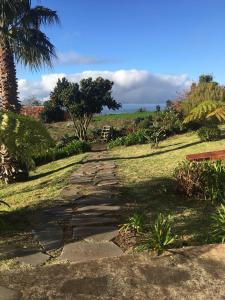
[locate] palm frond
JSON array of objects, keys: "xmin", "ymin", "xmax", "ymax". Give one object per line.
[
  {"xmin": 21, "ymin": 6, "xmax": 60, "ymax": 29},
  {"xmin": 183, "ymin": 100, "xmax": 222, "ymax": 123},
  {"xmin": 10, "ymin": 27, "xmax": 56, "ymax": 68},
  {"xmin": 207, "ymin": 107, "xmax": 225, "ymax": 122}
]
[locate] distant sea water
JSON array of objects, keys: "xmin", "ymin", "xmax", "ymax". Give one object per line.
[{"xmin": 101, "ymin": 103, "xmax": 166, "ymax": 114}]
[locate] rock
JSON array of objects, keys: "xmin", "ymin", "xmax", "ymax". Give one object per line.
[
  {"xmin": 73, "ymin": 226, "xmax": 119, "ymax": 242},
  {"xmin": 96, "ymin": 180, "xmax": 119, "ymax": 187},
  {"xmin": 71, "ymin": 216, "xmax": 118, "ymax": 226},
  {"xmin": 74, "ymin": 196, "xmax": 115, "ymax": 206},
  {"xmin": 0, "ymin": 286, "xmax": 21, "ymax": 300},
  {"xmin": 75, "ymin": 205, "xmax": 121, "ymax": 213},
  {"xmin": 15, "ymin": 249, "xmax": 49, "ymax": 266},
  {"xmin": 60, "ymin": 241, "xmax": 123, "ymax": 263},
  {"xmin": 32, "ymin": 224, "xmax": 63, "ymax": 251}
]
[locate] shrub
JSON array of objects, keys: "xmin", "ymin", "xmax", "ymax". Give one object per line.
[
  {"xmin": 108, "ymin": 130, "xmax": 148, "ymax": 149},
  {"xmin": 40, "ymin": 100, "xmax": 65, "ymax": 123},
  {"xmin": 56, "ymin": 134, "xmax": 79, "ymax": 148},
  {"xmin": 146, "ymin": 213, "xmax": 176, "ymax": 255},
  {"xmin": 198, "ymin": 126, "xmax": 221, "ymax": 142},
  {"xmin": 137, "ymin": 116, "xmax": 153, "ymax": 129},
  {"xmin": 174, "ymin": 160, "xmax": 225, "ymax": 202},
  {"xmin": 0, "ymin": 112, "xmax": 53, "ymax": 172},
  {"xmin": 33, "ymin": 140, "xmax": 90, "ymax": 166},
  {"xmin": 211, "ymin": 204, "xmax": 225, "ymax": 243}
]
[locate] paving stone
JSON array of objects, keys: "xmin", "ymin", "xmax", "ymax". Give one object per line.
[
  {"xmin": 75, "ymin": 196, "xmax": 115, "ymax": 206},
  {"xmin": 73, "ymin": 226, "xmax": 118, "ymax": 242},
  {"xmin": 71, "ymin": 216, "xmax": 118, "ymax": 226},
  {"xmin": 0, "ymin": 286, "xmax": 21, "ymax": 300},
  {"xmin": 75, "ymin": 205, "xmax": 121, "ymax": 213},
  {"xmin": 60, "ymin": 241, "xmax": 123, "ymax": 263},
  {"xmin": 60, "ymin": 187, "xmax": 81, "ymax": 199},
  {"xmin": 15, "ymin": 249, "xmax": 49, "ymax": 266},
  {"xmin": 96, "ymin": 180, "xmax": 119, "ymax": 187},
  {"xmin": 33, "ymin": 224, "xmax": 63, "ymax": 251},
  {"xmin": 70, "ymin": 177, "xmax": 93, "ymax": 184}
]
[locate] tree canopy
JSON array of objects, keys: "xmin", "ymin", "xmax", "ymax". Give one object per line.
[{"xmin": 50, "ymin": 77, "xmax": 121, "ymax": 140}]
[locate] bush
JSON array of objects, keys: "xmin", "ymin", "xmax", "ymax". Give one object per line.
[
  {"xmin": 56, "ymin": 134, "xmax": 79, "ymax": 148},
  {"xmin": 211, "ymin": 204, "xmax": 225, "ymax": 243},
  {"xmin": 33, "ymin": 140, "xmax": 90, "ymax": 166},
  {"xmin": 40, "ymin": 100, "xmax": 65, "ymax": 123},
  {"xmin": 0, "ymin": 112, "xmax": 53, "ymax": 172},
  {"xmin": 174, "ymin": 160, "xmax": 225, "ymax": 202},
  {"xmin": 108, "ymin": 130, "xmax": 149, "ymax": 149},
  {"xmin": 198, "ymin": 126, "xmax": 221, "ymax": 142}
]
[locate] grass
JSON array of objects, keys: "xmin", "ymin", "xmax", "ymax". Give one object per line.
[
  {"xmin": 110, "ymin": 131, "xmax": 225, "ymax": 246},
  {"xmin": 0, "ymin": 153, "xmax": 86, "ymax": 234},
  {"xmin": 46, "ymin": 111, "xmax": 154, "ymax": 140}
]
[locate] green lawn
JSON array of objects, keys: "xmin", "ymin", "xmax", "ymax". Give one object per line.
[
  {"xmin": 110, "ymin": 132, "xmax": 225, "ymax": 246},
  {"xmin": 0, "ymin": 153, "xmax": 86, "ymax": 234}
]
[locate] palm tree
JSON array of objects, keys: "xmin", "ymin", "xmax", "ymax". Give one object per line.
[{"xmin": 0, "ymin": 0, "xmax": 59, "ymax": 183}]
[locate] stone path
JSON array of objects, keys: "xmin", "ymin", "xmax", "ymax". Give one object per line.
[{"xmin": 30, "ymin": 150, "xmax": 123, "ymax": 265}]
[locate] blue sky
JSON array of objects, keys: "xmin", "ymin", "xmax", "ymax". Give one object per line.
[{"xmin": 18, "ymin": 0, "xmax": 225, "ymax": 104}]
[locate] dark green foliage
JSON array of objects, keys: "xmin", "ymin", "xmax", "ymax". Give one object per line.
[
  {"xmin": 137, "ymin": 116, "xmax": 153, "ymax": 129},
  {"xmin": 56, "ymin": 134, "xmax": 79, "ymax": 148},
  {"xmin": 145, "ymin": 213, "xmax": 176, "ymax": 255},
  {"xmin": 40, "ymin": 100, "xmax": 65, "ymax": 123},
  {"xmin": 174, "ymin": 160, "xmax": 225, "ymax": 202},
  {"xmin": 198, "ymin": 126, "xmax": 221, "ymax": 142},
  {"xmin": 50, "ymin": 77, "xmax": 121, "ymax": 140},
  {"xmin": 211, "ymin": 204, "xmax": 225, "ymax": 243},
  {"xmin": 0, "ymin": 111, "xmax": 53, "ymax": 171},
  {"xmin": 136, "ymin": 107, "xmax": 147, "ymax": 113},
  {"xmin": 33, "ymin": 140, "xmax": 90, "ymax": 166},
  {"xmin": 108, "ymin": 129, "xmax": 149, "ymax": 149}
]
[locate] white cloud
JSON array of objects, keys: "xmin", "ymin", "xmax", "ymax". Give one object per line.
[
  {"xmin": 18, "ymin": 69, "xmax": 191, "ymax": 104},
  {"xmin": 56, "ymin": 51, "xmax": 112, "ymax": 65}
]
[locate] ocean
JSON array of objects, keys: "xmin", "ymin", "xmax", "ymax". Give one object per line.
[{"xmin": 101, "ymin": 103, "xmax": 166, "ymax": 114}]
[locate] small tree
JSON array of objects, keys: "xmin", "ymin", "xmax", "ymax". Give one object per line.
[
  {"xmin": 50, "ymin": 77, "xmax": 121, "ymax": 140},
  {"xmin": 40, "ymin": 100, "xmax": 65, "ymax": 123}
]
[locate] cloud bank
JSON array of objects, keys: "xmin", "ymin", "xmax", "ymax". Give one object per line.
[{"xmin": 18, "ymin": 69, "xmax": 191, "ymax": 104}]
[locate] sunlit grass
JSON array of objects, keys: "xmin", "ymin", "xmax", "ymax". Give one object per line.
[{"xmin": 110, "ymin": 131, "xmax": 225, "ymax": 246}]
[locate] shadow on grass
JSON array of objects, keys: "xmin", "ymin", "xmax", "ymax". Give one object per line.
[
  {"xmin": 85, "ymin": 141, "xmax": 202, "ymax": 163},
  {"xmin": 29, "ymin": 162, "xmax": 77, "ymax": 181}
]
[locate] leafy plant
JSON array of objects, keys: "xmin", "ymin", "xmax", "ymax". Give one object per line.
[
  {"xmin": 120, "ymin": 212, "xmax": 146, "ymax": 234},
  {"xmin": 211, "ymin": 204, "xmax": 225, "ymax": 243},
  {"xmin": 33, "ymin": 140, "xmax": 90, "ymax": 166},
  {"xmin": 0, "ymin": 112, "xmax": 53, "ymax": 183},
  {"xmin": 198, "ymin": 126, "xmax": 221, "ymax": 142},
  {"xmin": 145, "ymin": 213, "xmax": 176, "ymax": 255},
  {"xmin": 174, "ymin": 160, "xmax": 225, "ymax": 202}
]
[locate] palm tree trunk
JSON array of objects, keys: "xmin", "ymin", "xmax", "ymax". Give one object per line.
[
  {"xmin": 0, "ymin": 39, "xmax": 24, "ymax": 183},
  {"xmin": 0, "ymin": 39, "xmax": 21, "ymax": 112}
]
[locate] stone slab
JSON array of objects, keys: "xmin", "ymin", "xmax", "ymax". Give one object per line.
[
  {"xmin": 96, "ymin": 180, "xmax": 119, "ymax": 187},
  {"xmin": 0, "ymin": 286, "xmax": 21, "ymax": 300},
  {"xmin": 75, "ymin": 197, "xmax": 115, "ymax": 206},
  {"xmin": 15, "ymin": 250, "xmax": 49, "ymax": 266},
  {"xmin": 60, "ymin": 241, "xmax": 123, "ymax": 263},
  {"xmin": 71, "ymin": 216, "xmax": 118, "ymax": 226},
  {"xmin": 73, "ymin": 226, "xmax": 118, "ymax": 242},
  {"xmin": 75, "ymin": 205, "xmax": 121, "ymax": 213},
  {"xmin": 33, "ymin": 224, "xmax": 63, "ymax": 251}
]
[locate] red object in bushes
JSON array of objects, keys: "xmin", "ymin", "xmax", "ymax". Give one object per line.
[{"xmin": 186, "ymin": 150, "xmax": 225, "ymax": 162}]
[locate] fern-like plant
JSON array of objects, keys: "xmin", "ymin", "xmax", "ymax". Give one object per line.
[
  {"xmin": 183, "ymin": 100, "xmax": 225, "ymax": 124},
  {"xmin": 120, "ymin": 212, "xmax": 146, "ymax": 234}
]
